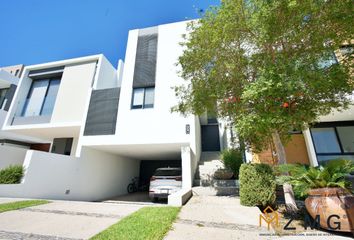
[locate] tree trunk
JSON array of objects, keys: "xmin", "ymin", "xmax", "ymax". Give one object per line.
[
  {"xmin": 272, "ymin": 131, "xmax": 298, "ymax": 212},
  {"xmin": 272, "ymin": 131, "xmax": 286, "ymax": 165}
]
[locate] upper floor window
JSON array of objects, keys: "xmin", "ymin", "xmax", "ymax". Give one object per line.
[
  {"xmin": 0, "ymin": 88, "xmax": 8, "ymax": 109},
  {"xmin": 131, "ymin": 87, "xmax": 154, "ymax": 109},
  {"xmin": 21, "ymin": 78, "xmax": 60, "ymax": 117}
]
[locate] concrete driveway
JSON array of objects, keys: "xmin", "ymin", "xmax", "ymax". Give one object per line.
[{"xmin": 0, "ymin": 198, "xmax": 144, "ymax": 240}]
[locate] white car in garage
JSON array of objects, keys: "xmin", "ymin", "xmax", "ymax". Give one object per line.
[{"xmin": 149, "ymin": 167, "xmax": 182, "ymax": 201}]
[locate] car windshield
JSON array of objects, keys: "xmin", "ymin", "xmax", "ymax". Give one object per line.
[{"xmin": 154, "ymin": 169, "xmax": 181, "ymax": 176}]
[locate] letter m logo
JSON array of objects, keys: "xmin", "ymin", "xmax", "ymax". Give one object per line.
[{"xmin": 259, "ymin": 206, "xmax": 279, "ymax": 230}]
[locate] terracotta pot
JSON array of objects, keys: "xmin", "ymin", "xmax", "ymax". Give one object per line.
[
  {"xmin": 305, "ymin": 187, "xmax": 354, "ymax": 232},
  {"xmin": 213, "ymin": 169, "xmax": 234, "ymax": 180}
]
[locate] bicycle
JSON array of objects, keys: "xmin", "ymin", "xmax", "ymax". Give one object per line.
[
  {"xmin": 127, "ymin": 177, "xmax": 149, "ymax": 193},
  {"xmin": 127, "ymin": 177, "xmax": 139, "ymax": 193}
]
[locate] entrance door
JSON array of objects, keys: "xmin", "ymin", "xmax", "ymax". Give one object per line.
[{"xmin": 201, "ymin": 125, "xmax": 220, "ymax": 151}]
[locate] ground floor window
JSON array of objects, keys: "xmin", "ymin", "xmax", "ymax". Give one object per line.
[{"xmin": 310, "ymin": 121, "xmax": 354, "ymax": 164}]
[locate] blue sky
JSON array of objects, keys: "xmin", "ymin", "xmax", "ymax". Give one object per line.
[{"xmin": 0, "ymin": 0, "xmax": 219, "ymax": 68}]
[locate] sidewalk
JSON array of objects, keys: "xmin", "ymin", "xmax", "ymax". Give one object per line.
[
  {"xmin": 164, "ymin": 195, "xmax": 353, "ymax": 240},
  {"xmin": 165, "ymin": 195, "xmax": 268, "ymax": 240}
]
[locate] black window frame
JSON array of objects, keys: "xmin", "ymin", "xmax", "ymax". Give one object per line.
[
  {"xmin": 310, "ymin": 121, "xmax": 354, "ymax": 159},
  {"xmin": 0, "ymin": 88, "xmax": 9, "ymax": 109},
  {"xmin": 131, "ymin": 87, "xmax": 155, "ymax": 109},
  {"xmin": 21, "ymin": 77, "xmax": 61, "ymax": 117}
]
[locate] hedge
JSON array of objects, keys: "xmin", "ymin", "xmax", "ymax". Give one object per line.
[
  {"xmin": 239, "ymin": 163, "xmax": 276, "ymax": 207},
  {"xmin": 0, "ymin": 165, "xmax": 24, "ymax": 184}
]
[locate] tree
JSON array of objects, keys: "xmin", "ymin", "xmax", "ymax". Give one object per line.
[{"xmin": 174, "ymin": 0, "xmax": 353, "ymax": 209}]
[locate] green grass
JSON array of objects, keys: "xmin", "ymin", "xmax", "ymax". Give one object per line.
[
  {"xmin": 91, "ymin": 207, "xmax": 180, "ymax": 240},
  {"xmin": 0, "ymin": 200, "xmax": 50, "ymax": 213}
]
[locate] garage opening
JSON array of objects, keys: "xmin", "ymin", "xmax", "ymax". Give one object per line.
[
  {"xmin": 139, "ymin": 160, "xmax": 181, "ymax": 188},
  {"xmin": 107, "ymin": 159, "xmax": 181, "ymax": 204}
]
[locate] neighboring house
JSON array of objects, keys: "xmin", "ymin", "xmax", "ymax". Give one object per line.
[
  {"xmin": 1, "ymin": 64, "xmax": 24, "ymax": 78},
  {"xmin": 0, "ymin": 21, "xmax": 230, "ymax": 205},
  {"xmin": 0, "ymin": 64, "xmax": 31, "ymax": 148},
  {"xmin": 253, "ymin": 43, "xmax": 354, "ymax": 167},
  {"xmin": 0, "ymin": 65, "xmax": 23, "ymax": 112}
]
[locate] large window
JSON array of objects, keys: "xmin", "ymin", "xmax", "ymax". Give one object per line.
[
  {"xmin": 22, "ymin": 78, "xmax": 60, "ymax": 117},
  {"xmin": 0, "ymin": 88, "xmax": 8, "ymax": 109},
  {"xmin": 310, "ymin": 123, "xmax": 354, "ymax": 164},
  {"xmin": 131, "ymin": 87, "xmax": 155, "ymax": 109}
]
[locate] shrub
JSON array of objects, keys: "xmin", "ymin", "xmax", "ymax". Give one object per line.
[
  {"xmin": 0, "ymin": 165, "xmax": 24, "ymax": 184},
  {"xmin": 221, "ymin": 148, "xmax": 244, "ymax": 179},
  {"xmin": 276, "ymin": 159, "xmax": 354, "ymax": 199},
  {"xmin": 239, "ymin": 163, "xmax": 276, "ymax": 207}
]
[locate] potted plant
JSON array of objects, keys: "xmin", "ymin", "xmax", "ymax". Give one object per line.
[
  {"xmin": 213, "ymin": 168, "xmax": 234, "ymax": 180},
  {"xmin": 218, "ymin": 148, "xmax": 244, "ymax": 180},
  {"xmin": 276, "ymin": 160, "xmax": 354, "ymax": 232}
]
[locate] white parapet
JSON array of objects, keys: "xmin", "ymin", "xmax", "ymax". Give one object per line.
[
  {"xmin": 0, "ymin": 147, "xmax": 140, "ymax": 201},
  {"xmin": 167, "ymin": 146, "xmax": 196, "ymax": 206},
  {"xmin": 181, "ymin": 146, "xmax": 192, "ymax": 189},
  {"xmin": 168, "ymin": 188, "xmax": 192, "ymax": 206},
  {"xmin": 0, "ymin": 145, "xmax": 28, "ymax": 170}
]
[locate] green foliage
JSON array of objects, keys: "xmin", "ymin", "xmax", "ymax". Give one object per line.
[
  {"xmin": 0, "ymin": 165, "xmax": 24, "ymax": 184},
  {"xmin": 276, "ymin": 160, "xmax": 354, "ymax": 198},
  {"xmin": 0, "ymin": 200, "xmax": 49, "ymax": 213},
  {"xmin": 91, "ymin": 207, "xmax": 180, "ymax": 240},
  {"xmin": 239, "ymin": 163, "xmax": 276, "ymax": 207},
  {"xmin": 175, "ymin": 0, "xmax": 354, "ymax": 151},
  {"xmin": 221, "ymin": 148, "xmax": 244, "ymax": 179}
]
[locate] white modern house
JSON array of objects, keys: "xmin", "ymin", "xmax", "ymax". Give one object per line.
[
  {"xmin": 0, "ymin": 21, "xmax": 231, "ymax": 205},
  {"xmin": 0, "ymin": 20, "xmax": 352, "ymax": 204}
]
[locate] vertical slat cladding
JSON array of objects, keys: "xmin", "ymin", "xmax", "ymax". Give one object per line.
[
  {"xmin": 83, "ymin": 88, "xmax": 120, "ymax": 136},
  {"xmin": 133, "ymin": 27, "xmax": 158, "ymax": 88}
]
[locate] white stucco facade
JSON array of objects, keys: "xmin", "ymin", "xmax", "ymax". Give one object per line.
[
  {"xmin": 78, "ymin": 22, "xmax": 196, "ymax": 149},
  {"xmin": 0, "ymin": 148, "xmax": 140, "ymax": 201}
]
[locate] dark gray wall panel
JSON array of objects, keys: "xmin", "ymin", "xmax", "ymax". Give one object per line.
[
  {"xmin": 84, "ymin": 88, "xmax": 120, "ymax": 136},
  {"xmin": 133, "ymin": 27, "xmax": 158, "ymax": 88},
  {"xmin": 28, "ymin": 66, "xmax": 64, "ymax": 79}
]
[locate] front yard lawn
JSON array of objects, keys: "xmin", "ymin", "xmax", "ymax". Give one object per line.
[
  {"xmin": 0, "ymin": 200, "xmax": 50, "ymax": 213},
  {"xmin": 91, "ymin": 206, "xmax": 180, "ymax": 240}
]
